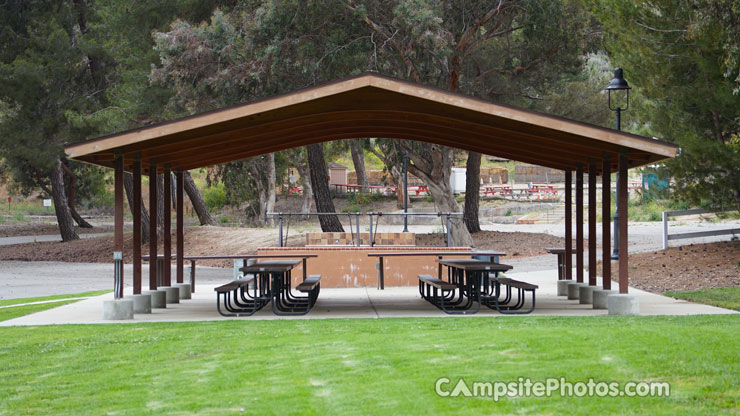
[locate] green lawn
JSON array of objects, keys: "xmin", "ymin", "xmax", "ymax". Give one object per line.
[
  {"xmin": 0, "ymin": 315, "xmax": 738, "ymax": 415},
  {"xmin": 0, "ymin": 300, "xmax": 81, "ymax": 322},
  {"xmin": 0, "ymin": 290, "xmax": 111, "ymax": 307},
  {"xmin": 0, "ymin": 291, "xmax": 110, "ymax": 322},
  {"xmin": 665, "ymin": 287, "xmax": 740, "ymax": 311}
]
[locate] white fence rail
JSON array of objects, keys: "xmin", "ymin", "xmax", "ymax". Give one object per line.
[{"xmin": 662, "ymin": 208, "xmax": 740, "ymax": 250}]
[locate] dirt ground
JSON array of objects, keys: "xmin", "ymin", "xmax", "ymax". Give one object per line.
[
  {"xmin": 599, "ymin": 241, "xmax": 740, "ymax": 293},
  {"xmin": 416, "ymin": 231, "xmax": 575, "ymax": 257},
  {"xmin": 1, "ymin": 223, "xmax": 737, "ymax": 293}
]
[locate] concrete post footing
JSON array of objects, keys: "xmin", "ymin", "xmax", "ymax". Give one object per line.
[
  {"xmin": 130, "ymin": 293, "xmax": 152, "ymax": 314},
  {"xmin": 567, "ymin": 282, "xmax": 587, "ymax": 300},
  {"xmin": 173, "ymin": 283, "xmax": 192, "ymax": 300},
  {"xmin": 144, "ymin": 290, "xmax": 166, "ymax": 308},
  {"xmin": 556, "ymin": 280, "xmax": 570, "ymax": 296},
  {"xmin": 607, "ymin": 293, "xmax": 640, "ymax": 315},
  {"xmin": 592, "ymin": 289, "xmax": 614, "ymax": 310},
  {"xmin": 103, "ymin": 299, "xmax": 134, "ymax": 320},
  {"xmin": 160, "ymin": 286, "xmax": 180, "ymax": 304},
  {"xmin": 578, "ymin": 285, "xmax": 596, "ymax": 304}
]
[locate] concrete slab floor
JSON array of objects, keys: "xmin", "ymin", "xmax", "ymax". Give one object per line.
[{"xmin": 0, "ymin": 269, "xmax": 735, "ymax": 326}]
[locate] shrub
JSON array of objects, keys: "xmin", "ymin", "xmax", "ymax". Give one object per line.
[
  {"xmin": 668, "ymin": 200, "xmax": 691, "ymax": 211},
  {"xmin": 202, "ymin": 184, "xmax": 227, "ymax": 212},
  {"xmin": 348, "ymin": 192, "xmax": 383, "ymax": 206},
  {"xmin": 341, "ymin": 204, "xmax": 361, "ymax": 213}
]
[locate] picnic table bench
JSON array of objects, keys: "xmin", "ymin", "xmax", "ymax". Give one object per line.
[
  {"xmin": 214, "ymin": 275, "xmax": 263, "ymax": 317},
  {"xmin": 488, "ymin": 277, "xmax": 539, "ymax": 314}
]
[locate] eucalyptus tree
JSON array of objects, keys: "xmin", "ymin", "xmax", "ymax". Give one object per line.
[
  {"xmin": 0, "ymin": 0, "xmax": 116, "ymax": 240},
  {"xmin": 589, "ymin": 0, "xmax": 740, "ymax": 211},
  {"xmin": 149, "ymin": 3, "xmax": 371, "ymax": 230},
  {"xmin": 343, "ymin": 0, "xmax": 591, "ymax": 240}
]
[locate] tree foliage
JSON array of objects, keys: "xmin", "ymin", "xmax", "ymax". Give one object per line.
[{"xmin": 589, "ymin": 0, "xmax": 740, "ymax": 210}]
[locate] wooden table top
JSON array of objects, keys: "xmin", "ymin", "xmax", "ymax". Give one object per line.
[
  {"xmin": 437, "ymin": 259, "xmax": 513, "ymax": 271},
  {"xmin": 545, "ymin": 248, "xmax": 566, "ymax": 254},
  {"xmin": 240, "ymin": 260, "xmax": 302, "ymax": 273}
]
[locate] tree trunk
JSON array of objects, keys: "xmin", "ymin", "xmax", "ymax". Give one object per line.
[
  {"xmin": 367, "ymin": 141, "xmax": 405, "ymax": 209},
  {"xmin": 295, "ymin": 160, "xmax": 314, "ymax": 215},
  {"xmin": 50, "ymin": 159, "xmax": 79, "ymax": 241},
  {"xmin": 424, "ymin": 174, "xmax": 474, "ymax": 247},
  {"xmin": 464, "ymin": 151, "xmax": 482, "ymax": 233},
  {"xmin": 389, "ymin": 165, "xmax": 405, "ymax": 209},
  {"xmin": 402, "ymin": 142, "xmax": 473, "ymax": 247},
  {"xmin": 170, "ymin": 173, "xmax": 177, "ymax": 210},
  {"xmin": 183, "ymin": 171, "xmax": 217, "ymax": 225},
  {"xmin": 265, "ymin": 153, "xmax": 277, "ymax": 224},
  {"xmin": 60, "ymin": 162, "xmax": 93, "ymax": 228},
  {"xmin": 124, "ymin": 172, "xmax": 150, "ymax": 244},
  {"xmin": 248, "ymin": 154, "xmax": 276, "ymax": 224},
  {"xmin": 307, "ymin": 143, "xmax": 344, "ymax": 232},
  {"xmin": 349, "ymin": 140, "xmax": 368, "ymax": 187}
]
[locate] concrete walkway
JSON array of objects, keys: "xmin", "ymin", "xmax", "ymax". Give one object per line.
[{"xmin": 1, "ymin": 268, "xmax": 734, "ymax": 327}]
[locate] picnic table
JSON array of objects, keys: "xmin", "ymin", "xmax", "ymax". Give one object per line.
[
  {"xmin": 545, "ymin": 248, "xmax": 567, "ymax": 280},
  {"xmin": 282, "ymin": 184, "xmax": 302, "ymax": 195},
  {"xmin": 482, "ymin": 185, "xmax": 513, "ymax": 196},
  {"xmin": 238, "ymin": 259, "xmax": 320, "ymax": 316},
  {"xmin": 424, "ymin": 258, "xmax": 536, "ymax": 314},
  {"xmin": 414, "ymin": 184, "xmax": 429, "ymax": 195},
  {"xmin": 419, "ymin": 258, "xmax": 507, "ymax": 314},
  {"xmin": 367, "ymin": 250, "xmax": 505, "ymax": 290}
]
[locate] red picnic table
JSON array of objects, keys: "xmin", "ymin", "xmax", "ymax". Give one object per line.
[{"xmin": 482, "ymin": 185, "xmax": 513, "ymax": 195}]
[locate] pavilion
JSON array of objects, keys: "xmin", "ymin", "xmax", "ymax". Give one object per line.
[{"xmin": 64, "ymin": 73, "xmax": 678, "ymax": 316}]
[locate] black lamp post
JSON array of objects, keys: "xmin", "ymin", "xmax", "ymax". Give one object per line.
[
  {"xmin": 606, "ymin": 68, "xmax": 631, "ymax": 260},
  {"xmin": 403, "ymin": 151, "xmax": 409, "ymax": 232}
]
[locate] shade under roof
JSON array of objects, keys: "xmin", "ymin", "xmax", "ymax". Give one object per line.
[{"xmin": 65, "ymin": 73, "xmax": 677, "ymax": 173}]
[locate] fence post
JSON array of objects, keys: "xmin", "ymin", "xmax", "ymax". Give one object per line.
[
  {"xmin": 356, "ymin": 213, "xmax": 361, "ymax": 247},
  {"xmin": 662, "ymin": 211, "xmax": 668, "ymax": 250},
  {"xmin": 278, "ymin": 214, "xmax": 284, "ymax": 247},
  {"xmin": 446, "ymin": 214, "xmax": 451, "ymax": 247},
  {"xmin": 369, "ymin": 213, "xmax": 374, "ymax": 247}
]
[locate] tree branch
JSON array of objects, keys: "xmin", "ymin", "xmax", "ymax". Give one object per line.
[
  {"xmin": 634, "ymin": 20, "xmax": 687, "ymax": 33},
  {"xmin": 343, "ymin": 1, "xmax": 421, "ymax": 82}
]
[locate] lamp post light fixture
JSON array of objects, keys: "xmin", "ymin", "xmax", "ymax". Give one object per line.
[
  {"xmin": 403, "ymin": 151, "xmax": 409, "ymax": 233},
  {"xmin": 606, "ymin": 68, "xmax": 631, "ymax": 260}
]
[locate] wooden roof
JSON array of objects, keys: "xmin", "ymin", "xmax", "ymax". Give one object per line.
[{"xmin": 65, "ymin": 73, "xmax": 677, "ymax": 173}]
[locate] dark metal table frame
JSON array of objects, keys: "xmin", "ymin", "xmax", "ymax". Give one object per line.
[
  {"xmin": 241, "ymin": 260, "xmax": 317, "ymax": 316},
  {"xmin": 425, "ymin": 259, "xmax": 517, "ymax": 314}
]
